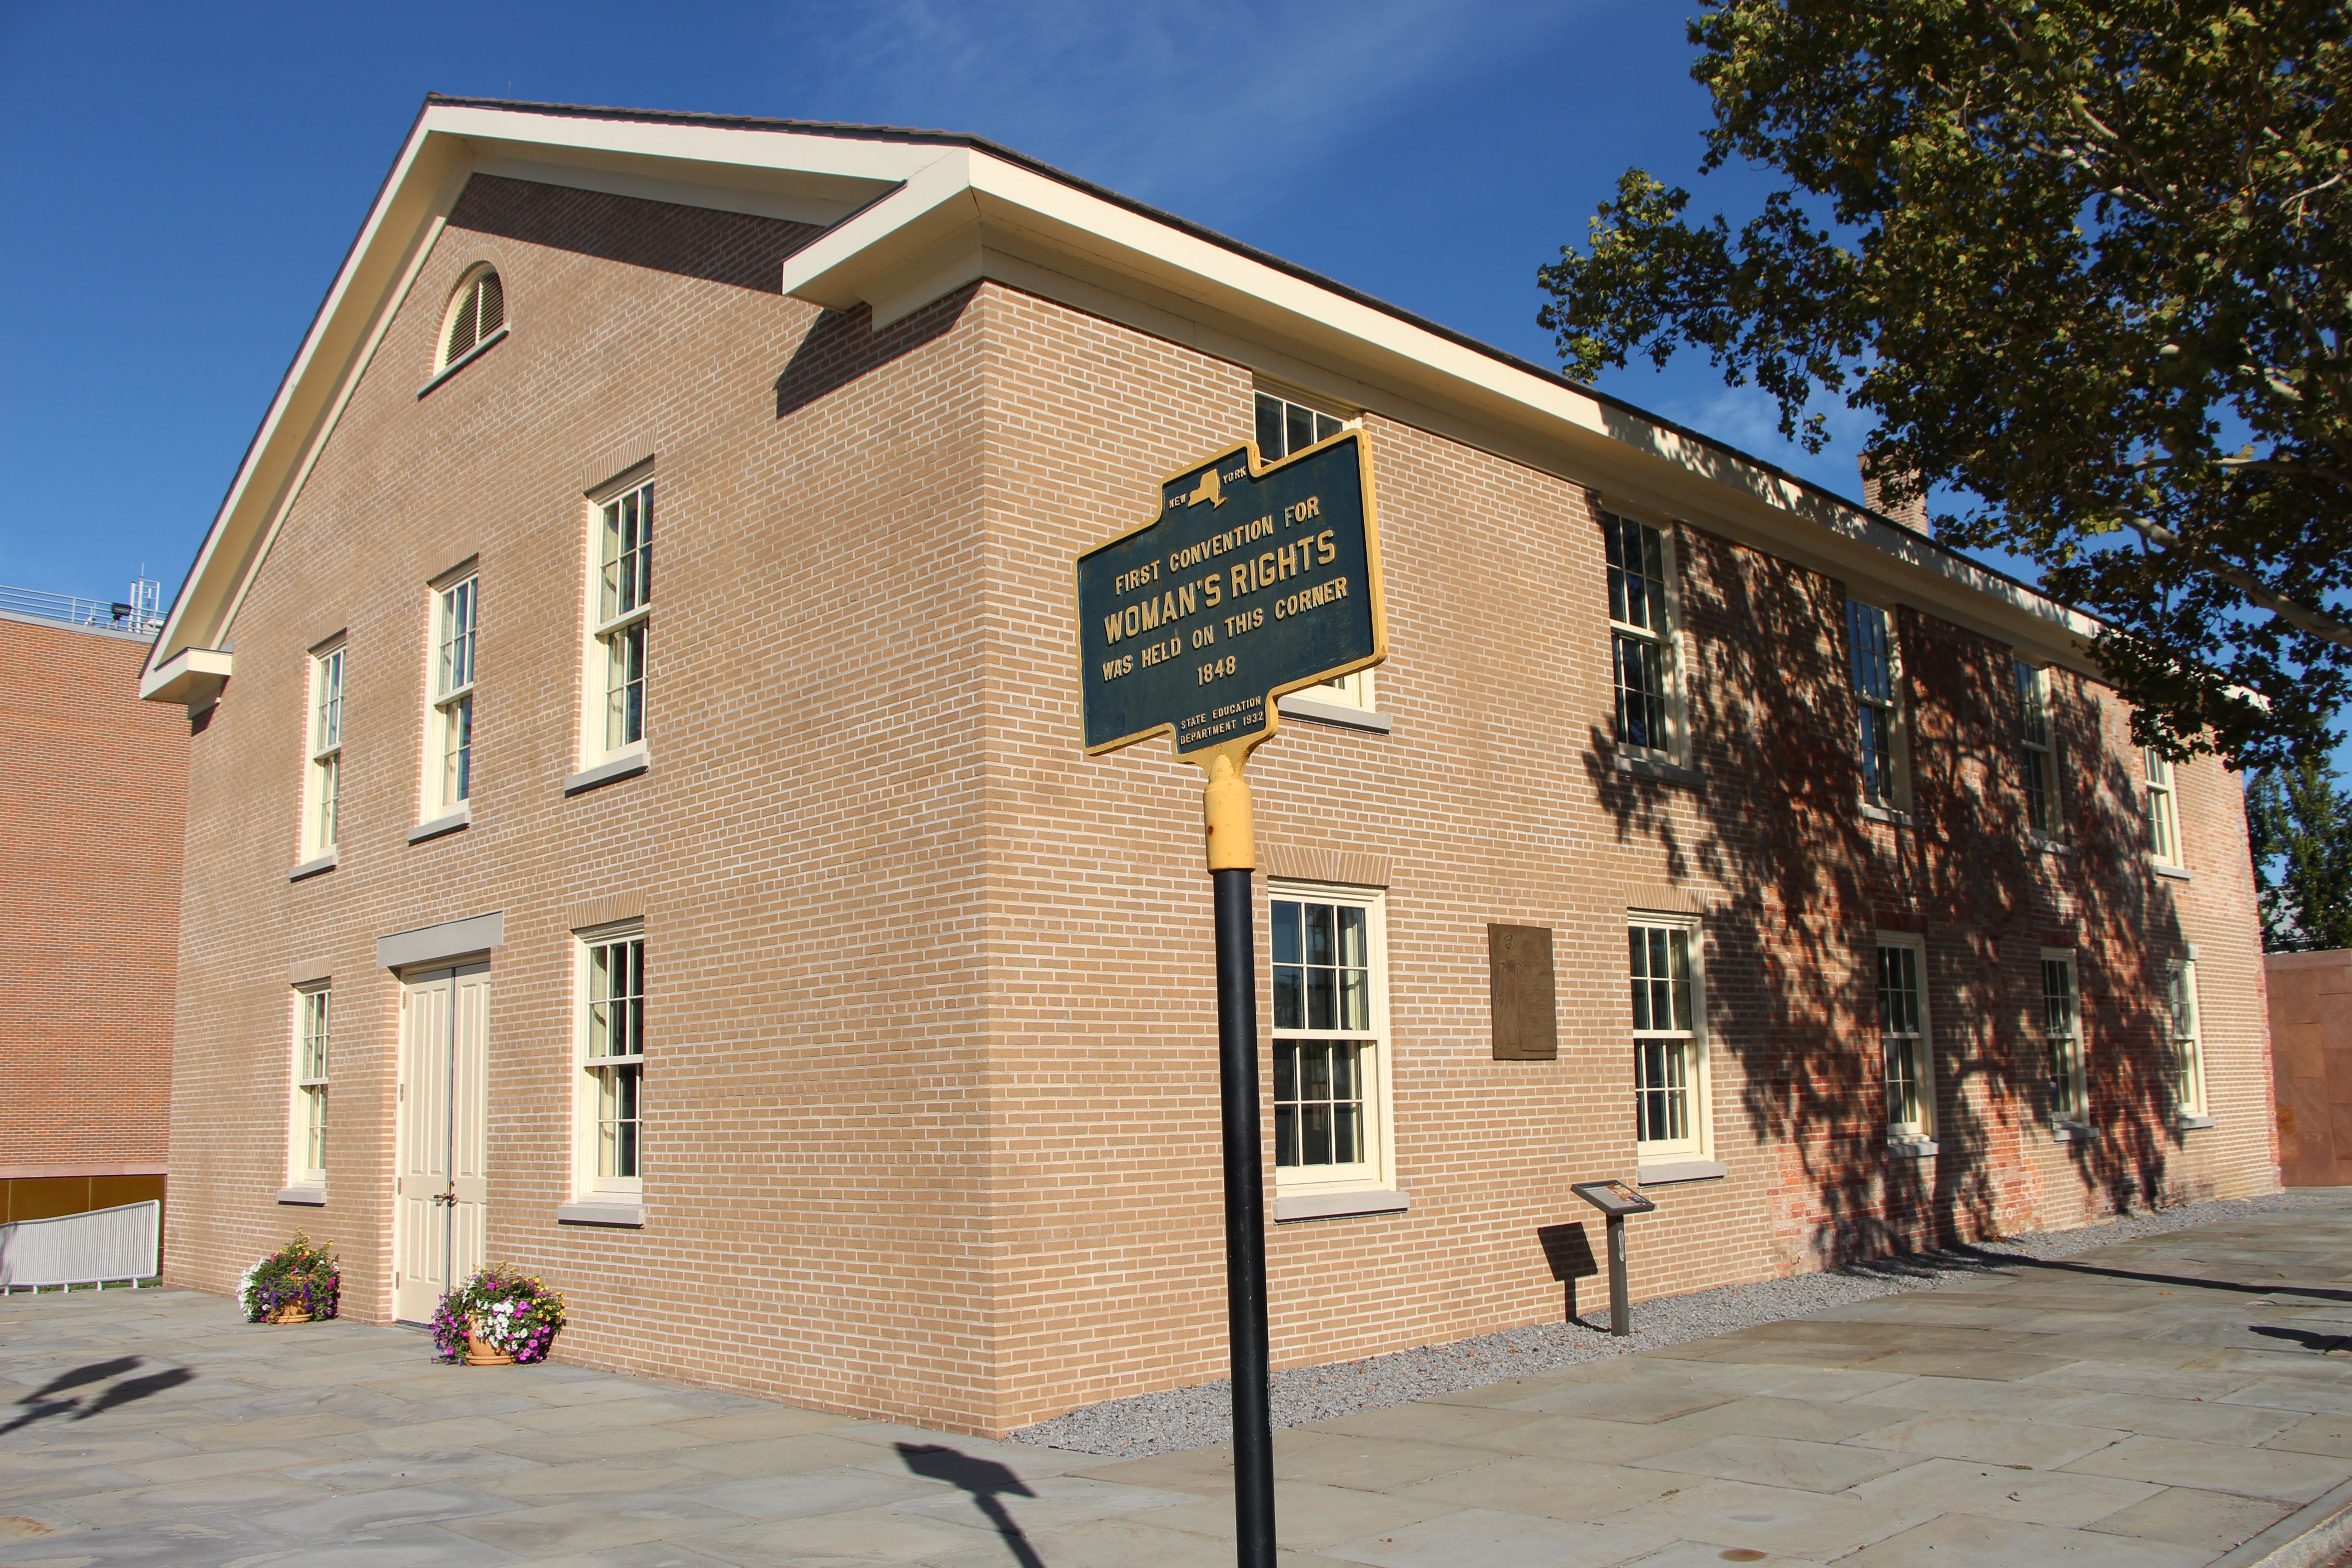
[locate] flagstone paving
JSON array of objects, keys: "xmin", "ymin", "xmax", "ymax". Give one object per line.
[{"xmin": 11, "ymin": 1200, "xmax": 2352, "ymax": 1565}]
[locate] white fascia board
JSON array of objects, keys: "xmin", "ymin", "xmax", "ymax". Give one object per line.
[
  {"xmin": 140, "ymin": 645, "xmax": 233, "ymax": 705},
  {"xmin": 146, "ymin": 104, "xmax": 945, "ymax": 687},
  {"xmin": 786, "ymin": 148, "xmax": 2104, "ymax": 667}
]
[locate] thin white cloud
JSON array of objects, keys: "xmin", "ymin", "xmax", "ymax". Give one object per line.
[{"xmin": 791, "ymin": 0, "xmax": 1592, "ymax": 217}]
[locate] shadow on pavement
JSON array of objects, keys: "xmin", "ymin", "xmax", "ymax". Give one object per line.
[{"xmin": 896, "ymin": 1441, "xmax": 1044, "ymax": 1568}]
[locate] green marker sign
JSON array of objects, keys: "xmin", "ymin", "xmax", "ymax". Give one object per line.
[{"xmin": 1077, "ymin": 431, "xmax": 1386, "ymax": 758}]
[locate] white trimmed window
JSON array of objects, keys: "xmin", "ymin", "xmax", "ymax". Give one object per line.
[
  {"xmin": 304, "ymin": 644, "xmax": 345, "ymax": 857},
  {"xmin": 1877, "ymin": 937, "xmax": 1933, "ymax": 1140},
  {"xmin": 291, "ymin": 986, "xmax": 329, "ymax": 1185},
  {"xmin": 2017, "ymin": 660, "xmax": 2060, "ymax": 835},
  {"xmin": 2169, "ymin": 960, "xmax": 2206, "ymax": 1119},
  {"xmin": 1256, "ymin": 392, "xmax": 1373, "ymax": 711},
  {"xmin": 2146, "ymin": 749, "xmax": 2181, "ymax": 865},
  {"xmin": 589, "ymin": 480, "xmax": 652, "ymax": 760},
  {"xmin": 1270, "ymin": 884, "xmax": 1390, "ymax": 1194},
  {"xmin": 440, "ymin": 266, "xmax": 505, "ymax": 370},
  {"xmin": 429, "ymin": 573, "xmax": 476, "ymax": 815},
  {"xmin": 2042, "ymin": 949, "xmax": 2087, "ymax": 1124},
  {"xmin": 1631, "ymin": 918, "xmax": 1707, "ymax": 1158},
  {"xmin": 1847, "ymin": 600, "xmax": 1908, "ymax": 809},
  {"xmin": 1607, "ymin": 513, "xmax": 1684, "ymax": 763},
  {"xmin": 577, "ymin": 926, "xmax": 644, "ymax": 1196}
]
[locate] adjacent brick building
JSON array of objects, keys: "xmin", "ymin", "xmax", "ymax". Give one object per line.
[
  {"xmin": 3, "ymin": 596, "xmax": 183, "ymax": 1226},
  {"xmin": 2269, "ymin": 948, "xmax": 2352, "ymax": 1185},
  {"xmin": 139, "ymin": 99, "xmax": 2278, "ymax": 1435}
]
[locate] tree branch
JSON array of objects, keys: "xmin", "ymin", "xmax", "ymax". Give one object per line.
[{"xmin": 2130, "ymin": 516, "xmax": 2352, "ymax": 649}]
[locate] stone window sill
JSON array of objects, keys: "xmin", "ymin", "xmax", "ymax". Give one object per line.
[
  {"xmin": 2152, "ymin": 862, "xmax": 2193, "ymax": 882},
  {"xmin": 1275, "ymin": 693, "xmax": 1392, "ymax": 734},
  {"xmin": 1861, "ymin": 802, "xmax": 1915, "ymax": 827},
  {"xmin": 288, "ymin": 850, "xmax": 339, "ymax": 882},
  {"xmin": 275, "ymin": 1185, "xmax": 326, "ymax": 1206},
  {"xmin": 564, "ymin": 751, "xmax": 649, "ymax": 797},
  {"xmin": 2052, "ymin": 1121, "xmax": 2098, "ymax": 1142},
  {"xmin": 1614, "ymin": 753, "xmax": 1702, "ymax": 788},
  {"xmin": 555, "ymin": 1200, "xmax": 644, "ymax": 1228},
  {"xmin": 2176, "ymin": 1113, "xmax": 2217, "ymax": 1131},
  {"xmin": 1273, "ymin": 1187, "xmax": 1408, "ymax": 1222},
  {"xmin": 2030, "ymin": 833, "xmax": 2078, "ymax": 857},
  {"xmin": 416, "ymin": 323, "xmax": 510, "ymax": 398},
  {"xmin": 1637, "ymin": 1159, "xmax": 1728, "ymax": 1186},
  {"xmin": 1888, "ymin": 1138, "xmax": 1940, "ymax": 1159},
  {"xmin": 408, "ymin": 806, "xmax": 471, "ymax": 844}
]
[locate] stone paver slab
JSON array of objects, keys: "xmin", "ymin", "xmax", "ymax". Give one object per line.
[
  {"xmin": 1837, "ymin": 1509, "xmax": 2212, "ymax": 1567},
  {"xmin": 1314, "ymin": 1401, "xmax": 1547, "ymax": 1446},
  {"xmin": 684, "ymin": 1498, "xmax": 1023, "ymax": 1565},
  {"xmin": 441, "ymin": 1490, "xmax": 749, "ymax": 1556},
  {"xmin": 1650, "ymin": 1394, "xmax": 1916, "ymax": 1445},
  {"xmin": 2084, "ymin": 1483, "xmax": 2293, "ymax": 1553},
  {"xmin": 1847, "ymin": 1411, "xmax": 2127, "ymax": 1470},
  {"xmin": 1325, "ymin": 1505, "xmax": 1675, "ymax": 1568},
  {"xmin": 2062, "ymin": 1432, "xmax": 2352, "ymax": 1502},
  {"xmin": 1275, "ymin": 1435, "xmax": 1497, "ymax": 1490},
  {"xmin": 1843, "ymin": 1455, "xmax": 2159, "ymax": 1528},
  {"xmin": 1600, "ymin": 1476, "xmax": 1913, "ymax": 1558},
  {"xmin": 1391, "ymin": 1454, "xmax": 1686, "ymax": 1523},
  {"xmin": 1412, "ymin": 1414, "xmax": 1700, "ymax": 1464},
  {"xmin": 1147, "ymin": 1477, "xmax": 1459, "ymax": 1548},
  {"xmin": 250, "ymin": 1477, "xmax": 523, "ymax": 1537},
  {"xmin": 1631, "ymin": 1432, "xmax": 1915, "ymax": 1492},
  {"xmin": 2264, "ymin": 1411, "xmax": 2352, "ymax": 1457},
  {"xmin": 2044, "ymin": 1387, "xmax": 2303, "ymax": 1443},
  {"xmin": 1492, "ymin": 1382, "xmax": 1736, "ymax": 1425}
]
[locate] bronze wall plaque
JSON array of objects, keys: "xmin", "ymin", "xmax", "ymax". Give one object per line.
[{"xmin": 1488, "ymin": 923, "xmax": 1557, "ymax": 1061}]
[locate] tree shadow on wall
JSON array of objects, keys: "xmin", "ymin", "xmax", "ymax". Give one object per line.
[{"xmin": 1584, "ymin": 526, "xmax": 2189, "ymax": 1270}]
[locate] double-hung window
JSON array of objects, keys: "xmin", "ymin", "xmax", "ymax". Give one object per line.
[
  {"xmin": 304, "ymin": 645, "xmax": 345, "ymax": 858},
  {"xmin": 579, "ymin": 926, "xmax": 645, "ymax": 1196},
  {"xmin": 1607, "ymin": 514, "xmax": 1680, "ymax": 761},
  {"xmin": 1847, "ymin": 600, "xmax": 1906, "ymax": 809},
  {"xmin": 292, "ymin": 986, "xmax": 330, "ymax": 1186},
  {"xmin": 430, "ymin": 574, "xmax": 476, "ymax": 815},
  {"xmin": 1877, "ymin": 938, "xmax": 1932, "ymax": 1141},
  {"xmin": 593, "ymin": 481, "xmax": 652, "ymax": 758},
  {"xmin": 2169, "ymin": 960, "xmax": 2207, "ymax": 1120},
  {"xmin": 2017, "ymin": 660, "xmax": 2059, "ymax": 835},
  {"xmin": 2042, "ymin": 950, "xmax": 2087, "ymax": 1125},
  {"xmin": 1256, "ymin": 392, "xmax": 1374, "ymax": 711},
  {"xmin": 1631, "ymin": 920, "xmax": 1705, "ymax": 1158},
  {"xmin": 2146, "ymin": 749, "xmax": 2181, "ymax": 865},
  {"xmin": 1270, "ymin": 885, "xmax": 1387, "ymax": 1194}
]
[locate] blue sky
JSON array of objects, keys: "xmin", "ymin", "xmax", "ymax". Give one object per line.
[{"xmin": 0, "ymin": 0, "xmax": 1900, "ymax": 610}]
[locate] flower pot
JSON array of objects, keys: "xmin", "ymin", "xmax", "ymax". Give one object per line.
[
  {"xmin": 268, "ymin": 1305, "xmax": 313, "ymax": 1325},
  {"xmin": 464, "ymin": 1319, "xmax": 514, "ymax": 1366}
]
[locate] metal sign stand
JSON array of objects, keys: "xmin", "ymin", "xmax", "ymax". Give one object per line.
[
  {"xmin": 1074, "ymin": 431, "xmax": 1387, "ymax": 1568},
  {"xmin": 1570, "ymin": 1180, "xmax": 1656, "ymax": 1337}
]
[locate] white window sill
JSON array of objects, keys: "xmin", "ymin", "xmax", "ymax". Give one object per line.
[
  {"xmin": 565, "ymin": 750, "xmax": 649, "ymax": 797},
  {"xmin": 1861, "ymin": 802, "xmax": 1915, "ymax": 827},
  {"xmin": 2052, "ymin": 1121, "xmax": 2098, "ymax": 1142},
  {"xmin": 2176, "ymin": 1113, "xmax": 2217, "ymax": 1131},
  {"xmin": 275, "ymin": 1185, "xmax": 326, "ymax": 1206},
  {"xmin": 1887, "ymin": 1137, "xmax": 1939, "ymax": 1159},
  {"xmin": 2152, "ymin": 862, "xmax": 2193, "ymax": 882},
  {"xmin": 408, "ymin": 805, "xmax": 471, "ymax": 844},
  {"xmin": 1273, "ymin": 1187, "xmax": 1408, "ymax": 1222},
  {"xmin": 288, "ymin": 850, "xmax": 339, "ymax": 882},
  {"xmin": 1276, "ymin": 693, "xmax": 1393, "ymax": 734},
  {"xmin": 555, "ymin": 1200, "xmax": 645, "ymax": 1227},
  {"xmin": 416, "ymin": 323, "xmax": 510, "ymax": 398},
  {"xmin": 1637, "ymin": 1159, "xmax": 1728, "ymax": 1186},
  {"xmin": 1614, "ymin": 752, "xmax": 1701, "ymax": 788},
  {"xmin": 2030, "ymin": 832, "xmax": 2078, "ymax": 856}
]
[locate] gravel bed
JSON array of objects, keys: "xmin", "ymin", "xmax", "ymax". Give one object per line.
[{"xmin": 1013, "ymin": 1188, "xmax": 2349, "ymax": 1457}]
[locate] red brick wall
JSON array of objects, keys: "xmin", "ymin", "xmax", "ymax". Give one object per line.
[{"xmin": 0, "ymin": 616, "xmax": 185, "ymax": 1179}]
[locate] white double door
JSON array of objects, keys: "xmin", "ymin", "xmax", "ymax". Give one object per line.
[{"xmin": 394, "ymin": 963, "xmax": 490, "ymax": 1324}]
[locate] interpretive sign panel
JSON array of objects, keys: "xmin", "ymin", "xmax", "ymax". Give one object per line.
[
  {"xmin": 1570, "ymin": 1180, "xmax": 1656, "ymax": 1218},
  {"xmin": 1076, "ymin": 431, "xmax": 1384, "ymax": 757}
]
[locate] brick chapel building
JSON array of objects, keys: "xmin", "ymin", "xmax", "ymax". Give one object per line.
[{"xmin": 139, "ymin": 98, "xmax": 2277, "ymax": 1436}]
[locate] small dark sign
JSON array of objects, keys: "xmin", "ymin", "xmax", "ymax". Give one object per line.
[
  {"xmin": 1488, "ymin": 924, "xmax": 1558, "ymax": 1061},
  {"xmin": 1570, "ymin": 1180, "xmax": 1657, "ymax": 1218},
  {"xmin": 1076, "ymin": 431, "xmax": 1384, "ymax": 757}
]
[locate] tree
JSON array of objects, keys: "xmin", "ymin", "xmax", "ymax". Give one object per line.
[
  {"xmin": 2249, "ymin": 759, "xmax": 2352, "ymax": 951},
  {"xmin": 1537, "ymin": 1, "xmax": 2352, "ymax": 769}
]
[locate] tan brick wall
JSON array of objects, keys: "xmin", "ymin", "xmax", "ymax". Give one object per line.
[
  {"xmin": 166, "ymin": 172, "xmax": 2278, "ymax": 1439},
  {"xmin": 1, "ymin": 616, "xmax": 184, "ymax": 1180}
]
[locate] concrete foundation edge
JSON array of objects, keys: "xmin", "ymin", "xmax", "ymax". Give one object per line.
[{"xmin": 2215, "ymin": 1474, "xmax": 2352, "ymax": 1568}]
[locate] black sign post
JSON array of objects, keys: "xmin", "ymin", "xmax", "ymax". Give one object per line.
[{"xmin": 1075, "ymin": 431, "xmax": 1386, "ymax": 1568}]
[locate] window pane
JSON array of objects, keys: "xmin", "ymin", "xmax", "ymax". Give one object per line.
[
  {"xmin": 1272, "ymin": 901, "xmax": 1302, "ymax": 965},
  {"xmin": 1305, "ymin": 903, "xmax": 1334, "ymax": 967},
  {"xmin": 1340, "ymin": 967, "xmax": 1369, "ymax": 1032},
  {"xmin": 1337, "ymin": 906, "xmax": 1367, "ymax": 968},
  {"xmin": 1287, "ymin": 402, "xmax": 1314, "ymax": 460},
  {"xmin": 1848, "ymin": 602, "xmax": 1891, "ymax": 701},
  {"xmin": 1307, "ymin": 966, "xmax": 1335, "ymax": 1030},
  {"xmin": 1273, "ymin": 965, "xmax": 1303, "ymax": 1029},
  {"xmin": 1256, "ymin": 393, "xmax": 1284, "ymax": 459}
]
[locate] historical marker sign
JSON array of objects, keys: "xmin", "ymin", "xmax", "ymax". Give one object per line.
[{"xmin": 1076, "ymin": 431, "xmax": 1385, "ymax": 758}]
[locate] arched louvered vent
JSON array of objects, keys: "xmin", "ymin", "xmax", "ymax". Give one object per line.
[{"xmin": 441, "ymin": 269, "xmax": 505, "ymax": 369}]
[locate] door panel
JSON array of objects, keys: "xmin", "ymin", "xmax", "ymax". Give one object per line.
[
  {"xmin": 394, "ymin": 972, "xmax": 451, "ymax": 1323},
  {"xmin": 450, "ymin": 965, "xmax": 490, "ymax": 1293}
]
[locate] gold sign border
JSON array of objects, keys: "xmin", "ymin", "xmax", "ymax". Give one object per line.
[{"xmin": 1074, "ymin": 427, "xmax": 1389, "ymax": 760}]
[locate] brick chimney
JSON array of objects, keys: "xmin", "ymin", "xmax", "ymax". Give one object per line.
[{"xmin": 1859, "ymin": 453, "xmax": 1932, "ymax": 535}]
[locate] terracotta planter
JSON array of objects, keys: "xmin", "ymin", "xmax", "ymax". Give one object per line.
[
  {"xmin": 464, "ymin": 1320, "xmax": 514, "ymax": 1366},
  {"xmin": 267, "ymin": 1304, "xmax": 313, "ymax": 1325}
]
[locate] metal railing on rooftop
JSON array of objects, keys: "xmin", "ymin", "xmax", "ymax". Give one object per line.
[{"xmin": 0, "ymin": 580, "xmax": 164, "ymax": 638}]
